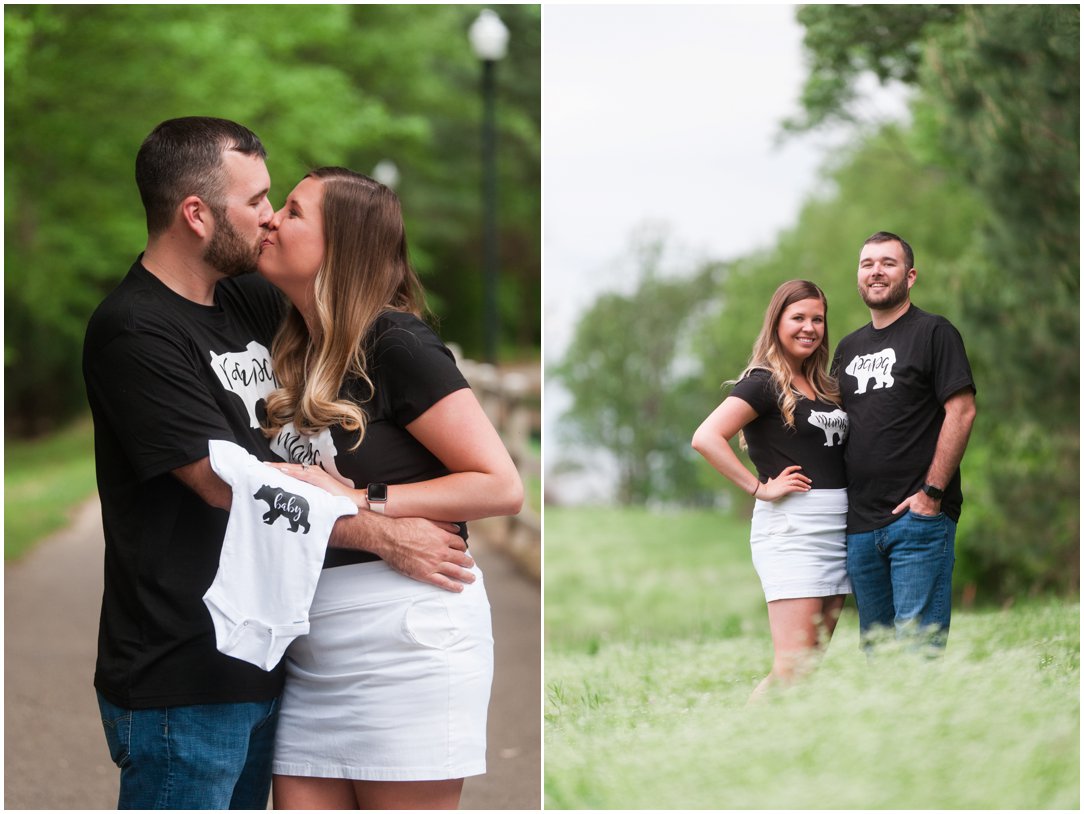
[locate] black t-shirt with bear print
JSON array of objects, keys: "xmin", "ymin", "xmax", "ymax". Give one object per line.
[
  {"xmin": 831, "ymin": 305, "xmax": 975, "ymax": 532},
  {"xmin": 83, "ymin": 258, "xmax": 287, "ymax": 708},
  {"xmin": 730, "ymin": 368, "xmax": 848, "ymax": 490}
]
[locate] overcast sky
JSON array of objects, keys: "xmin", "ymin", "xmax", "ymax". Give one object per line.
[
  {"xmin": 543, "ymin": 4, "xmax": 910, "ymax": 355},
  {"xmin": 541, "ymin": 4, "xmax": 908, "ymax": 496}
]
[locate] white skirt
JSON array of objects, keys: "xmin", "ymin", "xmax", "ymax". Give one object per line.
[
  {"xmin": 749, "ymin": 487, "xmax": 851, "ymax": 602},
  {"xmin": 272, "ymin": 558, "xmax": 493, "ymax": 781}
]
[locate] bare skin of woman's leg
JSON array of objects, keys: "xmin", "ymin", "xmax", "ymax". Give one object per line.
[
  {"xmin": 273, "ymin": 775, "xmax": 465, "ymax": 810},
  {"xmin": 273, "ymin": 775, "xmax": 359, "ymax": 809},
  {"xmin": 352, "ymin": 779, "xmax": 464, "ymax": 810},
  {"xmin": 749, "ymin": 595, "xmax": 846, "ymax": 702}
]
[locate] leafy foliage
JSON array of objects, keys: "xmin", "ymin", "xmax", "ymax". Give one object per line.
[
  {"xmin": 909, "ymin": 5, "xmax": 1079, "ymax": 596},
  {"xmin": 552, "ymin": 236, "xmax": 723, "ymax": 504},
  {"xmin": 4, "ymin": 4, "xmax": 540, "ymax": 433},
  {"xmin": 784, "ymin": 4, "xmax": 962, "ymax": 132}
]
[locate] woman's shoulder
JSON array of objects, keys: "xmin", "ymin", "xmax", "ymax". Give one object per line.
[
  {"xmin": 369, "ymin": 310, "xmax": 455, "ymax": 365},
  {"xmin": 370, "ymin": 310, "xmax": 436, "ymax": 346},
  {"xmin": 741, "ymin": 367, "xmax": 773, "ymax": 382},
  {"xmin": 729, "ymin": 367, "xmax": 779, "ymax": 411},
  {"xmin": 733, "ymin": 367, "xmax": 775, "ymax": 391}
]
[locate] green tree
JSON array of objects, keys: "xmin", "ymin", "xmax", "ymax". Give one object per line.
[
  {"xmin": 784, "ymin": 4, "xmax": 962, "ymax": 133},
  {"xmin": 553, "ymin": 237, "xmax": 722, "ymax": 505},
  {"xmin": 917, "ymin": 5, "xmax": 1079, "ymax": 595},
  {"xmin": 4, "ymin": 4, "xmax": 540, "ymax": 434}
]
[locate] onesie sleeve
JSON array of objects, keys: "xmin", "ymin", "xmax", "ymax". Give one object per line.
[
  {"xmin": 208, "ymin": 439, "xmax": 248, "ymax": 489},
  {"xmin": 368, "ymin": 313, "xmax": 470, "ymax": 427},
  {"xmin": 84, "ymin": 326, "xmax": 238, "ymax": 482},
  {"xmin": 729, "ymin": 369, "xmax": 778, "ymax": 416}
]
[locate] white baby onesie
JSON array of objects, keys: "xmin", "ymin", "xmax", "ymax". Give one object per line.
[{"xmin": 203, "ymin": 439, "xmax": 358, "ymax": 671}]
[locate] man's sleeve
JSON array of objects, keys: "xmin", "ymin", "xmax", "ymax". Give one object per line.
[
  {"xmin": 830, "ymin": 344, "xmax": 843, "ymax": 378},
  {"xmin": 85, "ymin": 327, "xmax": 237, "ymax": 482},
  {"xmin": 930, "ymin": 320, "xmax": 976, "ymax": 403}
]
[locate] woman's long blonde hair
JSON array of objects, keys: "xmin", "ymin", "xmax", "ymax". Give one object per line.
[
  {"xmin": 731, "ymin": 279, "xmax": 841, "ymax": 432},
  {"xmin": 262, "ymin": 167, "xmax": 426, "ymax": 448}
]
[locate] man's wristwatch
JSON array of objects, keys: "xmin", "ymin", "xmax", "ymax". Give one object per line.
[
  {"xmin": 921, "ymin": 482, "xmax": 944, "ymax": 501},
  {"xmin": 367, "ymin": 482, "xmax": 388, "ymax": 514}
]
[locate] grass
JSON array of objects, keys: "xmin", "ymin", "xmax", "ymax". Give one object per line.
[
  {"xmin": 544, "ymin": 506, "xmax": 1080, "ymax": 810},
  {"xmin": 526, "ymin": 434, "xmax": 542, "ymax": 513},
  {"xmin": 5, "ymin": 416, "xmax": 98, "ymax": 560}
]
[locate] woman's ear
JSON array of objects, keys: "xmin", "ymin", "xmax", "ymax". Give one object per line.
[{"xmin": 180, "ymin": 195, "xmax": 212, "ymax": 239}]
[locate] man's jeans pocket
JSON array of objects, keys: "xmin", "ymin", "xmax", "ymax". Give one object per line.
[{"xmin": 97, "ymin": 691, "xmax": 132, "ymax": 769}]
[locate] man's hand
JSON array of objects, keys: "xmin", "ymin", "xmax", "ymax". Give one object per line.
[
  {"xmin": 892, "ymin": 388, "xmax": 976, "ymax": 518},
  {"xmin": 892, "ymin": 491, "xmax": 941, "ymax": 517},
  {"xmin": 333, "ymin": 512, "xmax": 476, "ymax": 593},
  {"xmin": 380, "ymin": 516, "xmax": 477, "ymax": 592}
]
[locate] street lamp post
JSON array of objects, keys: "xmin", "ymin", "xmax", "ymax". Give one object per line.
[{"xmin": 469, "ymin": 9, "xmax": 509, "ymax": 364}]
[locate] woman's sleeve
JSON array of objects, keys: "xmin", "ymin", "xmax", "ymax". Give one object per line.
[
  {"xmin": 729, "ymin": 370, "xmax": 774, "ymax": 415},
  {"xmin": 370, "ymin": 314, "xmax": 471, "ymax": 426}
]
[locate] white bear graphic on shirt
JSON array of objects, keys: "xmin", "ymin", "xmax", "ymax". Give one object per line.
[
  {"xmin": 209, "ymin": 341, "xmax": 278, "ymax": 428},
  {"xmin": 844, "ymin": 348, "xmax": 896, "ymax": 394},
  {"xmin": 270, "ymin": 423, "xmax": 351, "ymax": 487},
  {"xmin": 807, "ymin": 409, "xmax": 848, "ymax": 446}
]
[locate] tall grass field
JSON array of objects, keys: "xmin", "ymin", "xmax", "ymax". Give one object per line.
[{"xmin": 544, "ymin": 506, "xmax": 1079, "ymax": 809}]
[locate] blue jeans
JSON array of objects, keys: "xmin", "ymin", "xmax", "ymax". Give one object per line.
[
  {"xmin": 96, "ymin": 691, "xmax": 279, "ymax": 810},
  {"xmin": 846, "ymin": 510, "xmax": 956, "ymax": 651}
]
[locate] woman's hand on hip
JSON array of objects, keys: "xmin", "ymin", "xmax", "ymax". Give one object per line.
[{"xmin": 758, "ymin": 465, "xmax": 812, "ymax": 501}]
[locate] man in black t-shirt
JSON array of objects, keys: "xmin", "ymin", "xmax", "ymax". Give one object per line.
[
  {"xmin": 83, "ymin": 117, "xmax": 475, "ymax": 809},
  {"xmin": 831, "ymin": 232, "xmax": 977, "ymax": 652}
]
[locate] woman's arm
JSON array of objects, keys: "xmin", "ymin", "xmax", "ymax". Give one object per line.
[
  {"xmin": 692, "ymin": 397, "xmax": 763, "ymax": 495},
  {"xmin": 383, "ymin": 387, "xmax": 525, "ymax": 521},
  {"xmin": 273, "ymin": 388, "xmax": 524, "ymax": 521},
  {"xmin": 691, "ymin": 396, "xmax": 811, "ymax": 500}
]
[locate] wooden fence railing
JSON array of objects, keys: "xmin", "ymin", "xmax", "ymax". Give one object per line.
[{"xmin": 451, "ymin": 347, "xmax": 541, "ymax": 580}]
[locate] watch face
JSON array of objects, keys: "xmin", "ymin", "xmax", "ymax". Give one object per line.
[{"xmin": 368, "ymin": 482, "xmax": 388, "ymax": 502}]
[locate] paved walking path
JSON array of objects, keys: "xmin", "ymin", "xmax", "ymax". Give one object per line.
[{"xmin": 4, "ymin": 500, "xmax": 540, "ymax": 810}]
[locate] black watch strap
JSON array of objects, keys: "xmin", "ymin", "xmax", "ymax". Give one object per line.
[{"xmin": 921, "ymin": 482, "xmax": 944, "ymax": 500}]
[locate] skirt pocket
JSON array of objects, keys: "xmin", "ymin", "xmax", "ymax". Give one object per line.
[{"xmin": 403, "ymin": 594, "xmax": 464, "ymax": 650}]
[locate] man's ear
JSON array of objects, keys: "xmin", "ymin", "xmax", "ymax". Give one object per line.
[{"xmin": 180, "ymin": 195, "xmax": 212, "ymax": 239}]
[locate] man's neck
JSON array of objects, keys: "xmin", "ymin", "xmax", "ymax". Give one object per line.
[
  {"xmin": 870, "ymin": 299, "xmax": 912, "ymax": 330},
  {"xmin": 141, "ymin": 241, "xmax": 223, "ymax": 306}
]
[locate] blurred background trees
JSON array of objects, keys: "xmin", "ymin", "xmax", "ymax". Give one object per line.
[
  {"xmin": 554, "ymin": 234, "xmax": 723, "ymax": 506},
  {"xmin": 5, "ymin": 4, "xmax": 540, "ymax": 434},
  {"xmin": 555, "ymin": 5, "xmax": 1079, "ymax": 600}
]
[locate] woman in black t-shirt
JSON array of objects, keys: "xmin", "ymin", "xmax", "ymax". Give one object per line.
[
  {"xmin": 255, "ymin": 167, "xmax": 523, "ymax": 809},
  {"xmin": 692, "ymin": 280, "xmax": 851, "ymax": 702}
]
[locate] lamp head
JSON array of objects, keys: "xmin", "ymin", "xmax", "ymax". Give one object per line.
[{"xmin": 469, "ymin": 9, "xmax": 509, "ymax": 61}]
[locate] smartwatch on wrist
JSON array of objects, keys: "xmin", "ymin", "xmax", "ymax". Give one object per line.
[
  {"xmin": 367, "ymin": 482, "xmax": 388, "ymax": 514},
  {"xmin": 921, "ymin": 482, "xmax": 944, "ymax": 501}
]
